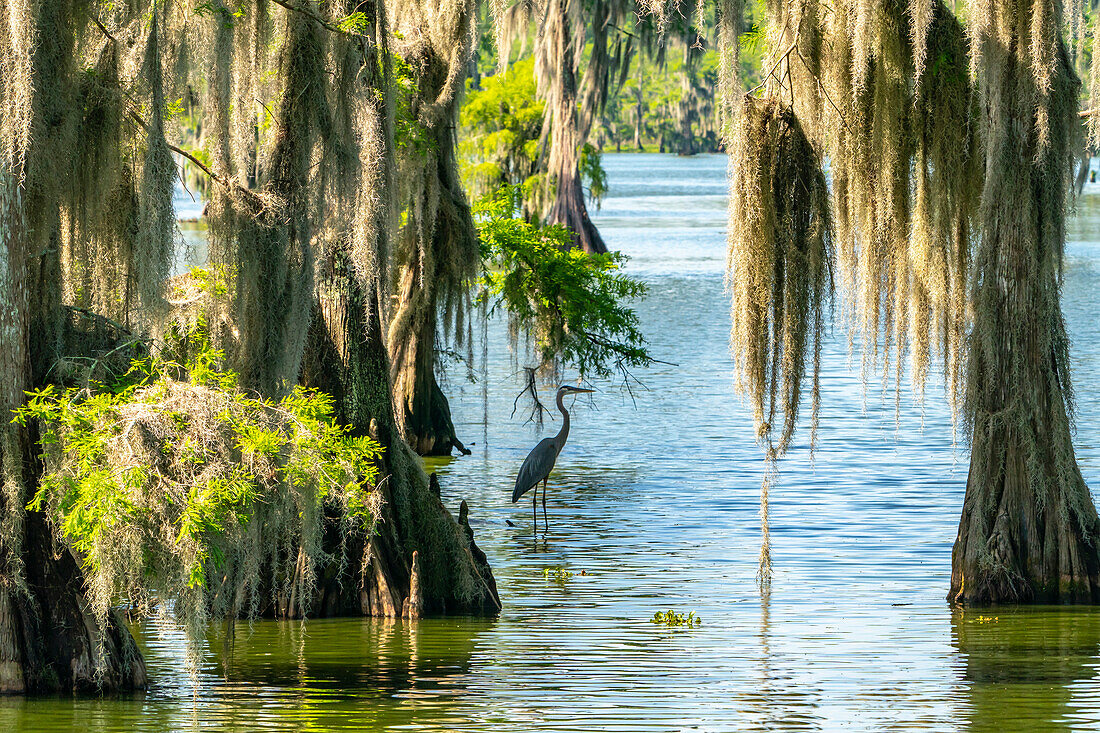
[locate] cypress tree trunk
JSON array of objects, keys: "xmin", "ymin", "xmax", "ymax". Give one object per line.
[
  {"xmin": 674, "ymin": 46, "xmax": 698, "ymax": 157},
  {"xmin": 633, "ymin": 90, "xmax": 644, "ymax": 151},
  {"xmin": 390, "ymin": 255, "xmax": 468, "ymax": 456},
  {"xmin": 0, "ymin": 0, "xmax": 147, "ymax": 691},
  {"xmin": 0, "ymin": 503, "xmax": 147, "ymax": 694},
  {"xmin": 388, "ymin": 123, "xmax": 473, "ymax": 458},
  {"xmin": 949, "ymin": 34, "xmax": 1100, "ymax": 604},
  {"xmin": 299, "ymin": 253, "xmax": 499, "ymax": 619},
  {"xmin": 538, "ymin": 0, "xmax": 609, "ymax": 255},
  {"xmin": 221, "ymin": 10, "xmax": 318, "ymax": 400},
  {"xmin": 546, "ymin": 162, "xmax": 607, "ymax": 254},
  {"xmin": 0, "ymin": 174, "xmax": 144, "ymax": 694},
  {"xmin": 674, "ymin": 96, "xmax": 696, "ymax": 155},
  {"xmin": 386, "ymin": 0, "xmax": 479, "ymax": 457}
]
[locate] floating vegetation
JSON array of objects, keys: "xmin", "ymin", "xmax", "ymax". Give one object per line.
[
  {"xmin": 651, "ymin": 609, "xmax": 702, "ymax": 628},
  {"xmin": 543, "ymin": 566, "xmax": 582, "ymax": 585}
]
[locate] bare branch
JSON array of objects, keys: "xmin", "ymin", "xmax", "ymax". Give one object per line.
[{"xmin": 126, "ymin": 110, "xmax": 232, "ymax": 192}]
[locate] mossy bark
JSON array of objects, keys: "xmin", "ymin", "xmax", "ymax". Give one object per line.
[
  {"xmin": 1, "ymin": 175, "xmax": 145, "ymax": 695},
  {"xmin": 390, "ymin": 256, "xmax": 469, "ymax": 457},
  {"xmin": 951, "ymin": 430, "xmax": 1100, "ymax": 604},
  {"xmin": 387, "ymin": 9, "xmax": 479, "ymax": 458},
  {"xmin": 298, "ymin": 255, "xmax": 499, "ymax": 619},
  {"xmin": 949, "ymin": 40, "xmax": 1100, "ymax": 605}
]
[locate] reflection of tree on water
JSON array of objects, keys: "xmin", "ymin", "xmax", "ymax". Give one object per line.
[
  {"xmin": 212, "ymin": 615, "xmax": 492, "ymax": 687},
  {"xmin": 1, "ymin": 617, "xmax": 496, "ymax": 732},
  {"xmin": 738, "ymin": 589, "xmax": 825, "ymax": 731},
  {"xmin": 953, "ymin": 608, "xmax": 1100, "ymax": 731},
  {"xmin": 207, "ymin": 617, "xmax": 496, "ymax": 729}
]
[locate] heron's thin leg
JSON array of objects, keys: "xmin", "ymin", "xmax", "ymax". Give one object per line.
[
  {"xmin": 532, "ymin": 490, "xmax": 537, "ymax": 533},
  {"xmin": 542, "ymin": 478, "xmax": 548, "ymax": 532}
]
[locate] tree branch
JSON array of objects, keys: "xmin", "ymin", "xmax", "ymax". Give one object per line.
[
  {"xmin": 90, "ymin": 14, "xmax": 118, "ymax": 44},
  {"xmin": 126, "ymin": 110, "xmax": 233, "ymax": 192},
  {"xmin": 269, "ymin": 0, "xmax": 366, "ymax": 40},
  {"xmin": 746, "ymin": 39, "xmax": 798, "ymax": 97}
]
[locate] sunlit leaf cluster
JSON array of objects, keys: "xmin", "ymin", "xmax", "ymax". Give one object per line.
[
  {"xmin": 13, "ymin": 327, "xmax": 384, "ymax": 638},
  {"xmin": 460, "ymin": 59, "xmax": 609, "ymax": 217},
  {"xmin": 474, "ymin": 186, "xmax": 650, "ymax": 379},
  {"xmin": 460, "ymin": 57, "xmax": 545, "ymax": 202}
]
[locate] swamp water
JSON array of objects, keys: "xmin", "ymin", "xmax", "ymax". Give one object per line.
[{"xmin": 7, "ymin": 154, "xmax": 1100, "ymax": 731}]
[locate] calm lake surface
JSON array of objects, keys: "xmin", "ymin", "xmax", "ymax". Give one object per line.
[{"xmin": 8, "ymin": 153, "xmax": 1100, "ymax": 731}]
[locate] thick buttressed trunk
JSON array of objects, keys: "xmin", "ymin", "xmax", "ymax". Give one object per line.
[
  {"xmin": 0, "ymin": 217, "xmax": 146, "ymax": 695},
  {"xmin": 547, "ymin": 163, "xmax": 607, "ymax": 254},
  {"xmin": 0, "ymin": 304, "xmax": 150, "ymax": 694},
  {"xmin": 299, "ymin": 254, "xmax": 499, "ymax": 619},
  {"xmin": 949, "ymin": 40, "xmax": 1100, "ymax": 604},
  {"xmin": 390, "ymin": 259, "xmax": 468, "ymax": 456},
  {"xmin": 537, "ymin": 0, "xmax": 610, "ymax": 255},
  {"xmin": 388, "ymin": 134, "xmax": 473, "ymax": 457},
  {"xmin": 0, "ymin": 1, "xmax": 146, "ymax": 691},
  {"xmin": 0, "ymin": 478, "xmax": 147, "ymax": 694},
  {"xmin": 675, "ymin": 117, "xmax": 696, "ymax": 156},
  {"xmin": 387, "ymin": 1, "xmax": 479, "ymax": 456},
  {"xmin": 952, "ymin": 424, "xmax": 1100, "ymax": 604}
]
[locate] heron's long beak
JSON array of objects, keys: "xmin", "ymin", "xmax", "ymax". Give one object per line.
[{"xmin": 572, "ymin": 387, "xmax": 595, "ymax": 393}]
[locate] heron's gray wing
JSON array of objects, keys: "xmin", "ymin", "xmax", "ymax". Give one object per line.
[{"xmin": 512, "ymin": 438, "xmax": 558, "ymax": 502}]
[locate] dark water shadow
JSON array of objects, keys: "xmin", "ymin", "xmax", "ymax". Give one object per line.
[
  {"xmin": 952, "ymin": 607, "xmax": 1100, "ymax": 731},
  {"xmin": 0, "ymin": 616, "xmax": 497, "ymax": 733}
]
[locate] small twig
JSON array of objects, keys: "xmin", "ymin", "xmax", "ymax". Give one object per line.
[
  {"xmin": 746, "ymin": 8, "xmax": 806, "ymax": 99},
  {"xmin": 510, "ymin": 367, "xmax": 549, "ymax": 426},
  {"xmin": 795, "ymin": 46, "xmax": 852, "ymax": 133},
  {"xmin": 67, "ymin": 305, "xmax": 137, "ymax": 336},
  {"xmin": 578, "ymin": 330, "xmax": 677, "ymax": 367},
  {"xmin": 609, "ymin": 23, "xmax": 640, "ymax": 40},
  {"xmin": 256, "ymin": 97, "xmax": 277, "ymax": 125},
  {"xmin": 615, "ymin": 361, "xmax": 644, "ymax": 408},
  {"xmin": 169, "ymin": 143, "xmax": 224, "ymax": 189},
  {"xmin": 745, "ymin": 40, "xmax": 796, "ymax": 97},
  {"xmin": 176, "ymin": 166, "xmax": 198, "ymax": 203},
  {"xmin": 79, "ymin": 27, "xmax": 233, "ymax": 197}
]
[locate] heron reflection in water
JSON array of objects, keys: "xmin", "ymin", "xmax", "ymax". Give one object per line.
[{"xmin": 512, "ymin": 385, "xmax": 594, "ymax": 530}]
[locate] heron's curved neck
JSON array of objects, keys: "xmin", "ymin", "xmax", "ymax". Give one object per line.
[{"xmin": 554, "ymin": 391, "xmax": 570, "ymax": 446}]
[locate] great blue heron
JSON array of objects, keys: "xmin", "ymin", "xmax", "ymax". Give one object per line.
[{"xmin": 512, "ymin": 385, "xmax": 594, "ymax": 530}]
